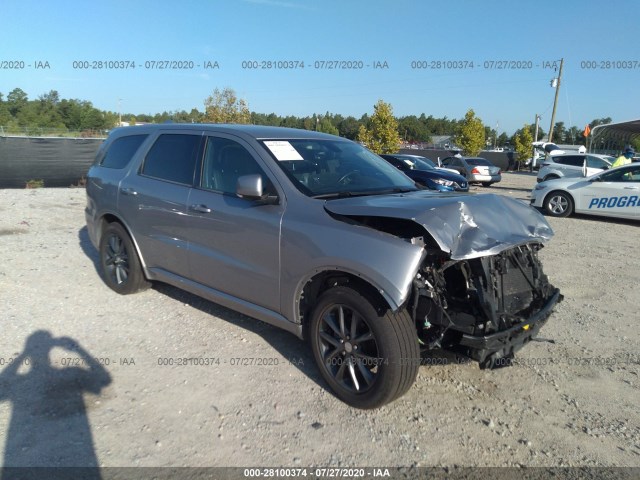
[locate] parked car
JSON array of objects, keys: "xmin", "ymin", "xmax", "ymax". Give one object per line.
[
  {"xmin": 379, "ymin": 154, "xmax": 469, "ymax": 192},
  {"xmin": 86, "ymin": 124, "xmax": 561, "ymax": 408},
  {"xmin": 531, "ymin": 163, "xmax": 640, "ymax": 219},
  {"xmin": 536, "ymin": 152, "xmax": 613, "ymax": 183},
  {"xmin": 382, "ymin": 153, "xmax": 460, "ymax": 174},
  {"xmin": 440, "ymin": 156, "xmax": 502, "ymax": 186},
  {"xmin": 524, "ymin": 154, "xmax": 545, "ymax": 171}
]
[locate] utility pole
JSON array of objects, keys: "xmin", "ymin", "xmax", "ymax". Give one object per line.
[{"xmin": 548, "ymin": 58, "xmax": 564, "ymax": 142}]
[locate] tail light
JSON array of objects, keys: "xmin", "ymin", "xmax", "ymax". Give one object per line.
[{"xmin": 471, "ymin": 168, "xmax": 481, "ymax": 174}]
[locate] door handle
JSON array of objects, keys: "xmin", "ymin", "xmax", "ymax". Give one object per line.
[
  {"xmin": 120, "ymin": 187, "xmax": 138, "ymax": 196},
  {"xmin": 190, "ymin": 204, "xmax": 212, "ymax": 213},
  {"xmin": 623, "ymin": 186, "xmax": 638, "ymax": 190}
]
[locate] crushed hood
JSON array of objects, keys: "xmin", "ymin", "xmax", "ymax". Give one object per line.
[{"xmin": 324, "ymin": 191, "xmax": 554, "ymax": 260}]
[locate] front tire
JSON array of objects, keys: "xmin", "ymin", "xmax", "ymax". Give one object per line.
[
  {"xmin": 544, "ymin": 191, "xmax": 574, "ymax": 218},
  {"xmin": 309, "ymin": 286, "xmax": 419, "ymax": 409},
  {"xmin": 99, "ymin": 222, "xmax": 150, "ymax": 294}
]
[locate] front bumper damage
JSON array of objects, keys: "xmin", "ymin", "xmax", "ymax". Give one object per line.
[
  {"xmin": 411, "ymin": 242, "xmax": 562, "ymax": 368},
  {"xmin": 458, "ymin": 287, "xmax": 561, "ymax": 367},
  {"xmin": 323, "ymin": 192, "xmax": 562, "ymax": 367}
]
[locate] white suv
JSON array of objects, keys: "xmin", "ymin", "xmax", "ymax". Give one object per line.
[{"xmin": 536, "ymin": 152, "xmax": 613, "ymax": 183}]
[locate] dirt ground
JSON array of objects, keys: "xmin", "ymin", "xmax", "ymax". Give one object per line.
[{"xmin": 0, "ymin": 172, "xmax": 638, "ymax": 471}]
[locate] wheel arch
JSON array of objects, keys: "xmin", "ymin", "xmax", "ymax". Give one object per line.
[
  {"xmin": 296, "ymin": 270, "xmax": 396, "ymax": 340},
  {"xmin": 97, "ymin": 213, "xmax": 149, "ymax": 272}
]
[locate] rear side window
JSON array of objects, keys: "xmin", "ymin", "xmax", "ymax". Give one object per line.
[
  {"xmin": 384, "ymin": 156, "xmax": 406, "ymax": 169},
  {"xmin": 141, "ymin": 134, "xmax": 201, "ymax": 185},
  {"xmin": 100, "ymin": 134, "xmax": 148, "ymax": 169},
  {"xmin": 554, "ymin": 155, "xmax": 584, "ymax": 167}
]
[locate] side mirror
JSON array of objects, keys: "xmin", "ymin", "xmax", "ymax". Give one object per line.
[
  {"xmin": 236, "ymin": 174, "xmax": 278, "ymax": 204},
  {"xmin": 236, "ymin": 174, "xmax": 262, "ymax": 199}
]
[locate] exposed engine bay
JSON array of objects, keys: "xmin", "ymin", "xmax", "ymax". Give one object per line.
[{"xmin": 410, "ymin": 242, "xmax": 562, "ymax": 368}]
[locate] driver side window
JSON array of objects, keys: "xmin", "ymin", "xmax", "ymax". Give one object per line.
[
  {"xmin": 201, "ymin": 137, "xmax": 267, "ymax": 194},
  {"xmin": 601, "ymin": 167, "xmax": 639, "ymax": 182},
  {"xmin": 587, "ymin": 155, "xmax": 608, "ymax": 169}
]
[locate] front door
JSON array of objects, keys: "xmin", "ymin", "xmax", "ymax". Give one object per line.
[{"xmin": 185, "ymin": 134, "xmax": 284, "ymax": 312}]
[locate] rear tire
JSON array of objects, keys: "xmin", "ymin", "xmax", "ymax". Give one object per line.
[
  {"xmin": 481, "ymin": 182, "xmax": 492, "ymax": 187},
  {"xmin": 308, "ymin": 286, "xmax": 419, "ymax": 409},
  {"xmin": 99, "ymin": 222, "xmax": 150, "ymax": 294},
  {"xmin": 544, "ymin": 191, "xmax": 574, "ymax": 218}
]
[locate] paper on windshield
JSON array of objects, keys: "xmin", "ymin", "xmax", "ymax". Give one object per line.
[{"xmin": 264, "ymin": 141, "xmax": 304, "ymax": 161}]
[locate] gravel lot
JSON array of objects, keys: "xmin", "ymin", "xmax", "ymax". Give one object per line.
[{"xmin": 0, "ymin": 172, "xmax": 638, "ymax": 471}]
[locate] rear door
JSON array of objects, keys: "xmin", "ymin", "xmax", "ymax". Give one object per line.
[
  {"xmin": 118, "ymin": 130, "xmax": 203, "ymax": 278},
  {"xmin": 442, "ymin": 157, "xmax": 466, "ymax": 176},
  {"xmin": 553, "ymin": 154, "xmax": 585, "ymax": 178}
]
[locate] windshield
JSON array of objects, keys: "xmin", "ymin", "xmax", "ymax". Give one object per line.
[{"xmin": 260, "ymin": 139, "xmax": 417, "ymax": 197}]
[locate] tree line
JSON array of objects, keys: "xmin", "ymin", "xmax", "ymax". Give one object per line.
[
  {"xmin": 0, "ymin": 86, "xmax": 505, "ymax": 143},
  {"xmin": 0, "ymin": 86, "xmax": 624, "ymax": 155},
  {"xmin": 0, "ymin": 88, "xmax": 116, "ymax": 134}
]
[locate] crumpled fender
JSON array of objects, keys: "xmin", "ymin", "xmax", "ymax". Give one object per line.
[{"xmin": 324, "ymin": 191, "xmax": 554, "ymax": 260}]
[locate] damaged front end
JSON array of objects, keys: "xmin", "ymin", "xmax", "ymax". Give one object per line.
[
  {"xmin": 411, "ymin": 242, "xmax": 562, "ymax": 368},
  {"xmin": 324, "ymin": 192, "xmax": 563, "ymax": 369}
]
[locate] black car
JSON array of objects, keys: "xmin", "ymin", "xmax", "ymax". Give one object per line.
[{"xmin": 380, "ymin": 154, "xmax": 469, "ymax": 192}]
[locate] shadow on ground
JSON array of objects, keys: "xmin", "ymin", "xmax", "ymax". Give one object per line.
[{"xmin": 0, "ymin": 331, "xmax": 110, "ymax": 478}]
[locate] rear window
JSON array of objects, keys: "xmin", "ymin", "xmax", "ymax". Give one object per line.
[
  {"xmin": 466, "ymin": 158, "xmax": 492, "ymax": 166},
  {"xmin": 141, "ymin": 134, "xmax": 201, "ymax": 185},
  {"xmin": 100, "ymin": 134, "xmax": 148, "ymax": 169}
]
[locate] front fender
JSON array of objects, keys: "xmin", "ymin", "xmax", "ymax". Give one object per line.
[{"xmin": 280, "ymin": 221, "xmax": 426, "ymax": 324}]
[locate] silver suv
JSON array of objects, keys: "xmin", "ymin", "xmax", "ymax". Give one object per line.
[
  {"xmin": 536, "ymin": 152, "xmax": 613, "ymax": 182},
  {"xmin": 86, "ymin": 124, "xmax": 562, "ymax": 408}
]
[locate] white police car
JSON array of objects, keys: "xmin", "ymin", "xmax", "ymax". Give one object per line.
[{"xmin": 530, "ymin": 163, "xmax": 640, "ymax": 220}]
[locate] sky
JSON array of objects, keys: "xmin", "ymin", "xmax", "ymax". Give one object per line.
[{"xmin": 0, "ymin": 0, "xmax": 638, "ymax": 135}]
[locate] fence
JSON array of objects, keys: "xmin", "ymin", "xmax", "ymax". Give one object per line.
[
  {"xmin": 0, "ymin": 136, "xmax": 103, "ymax": 188},
  {"xmin": 0, "ymin": 126, "xmax": 108, "ymax": 139}
]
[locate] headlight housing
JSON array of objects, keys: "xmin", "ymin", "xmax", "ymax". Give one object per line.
[{"xmin": 433, "ymin": 178, "xmax": 454, "ymax": 186}]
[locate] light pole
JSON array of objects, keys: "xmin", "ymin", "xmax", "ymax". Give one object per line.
[{"xmin": 548, "ymin": 58, "xmax": 564, "ymax": 142}]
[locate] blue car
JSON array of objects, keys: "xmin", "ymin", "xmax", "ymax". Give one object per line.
[{"xmin": 380, "ymin": 154, "xmax": 469, "ymax": 192}]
